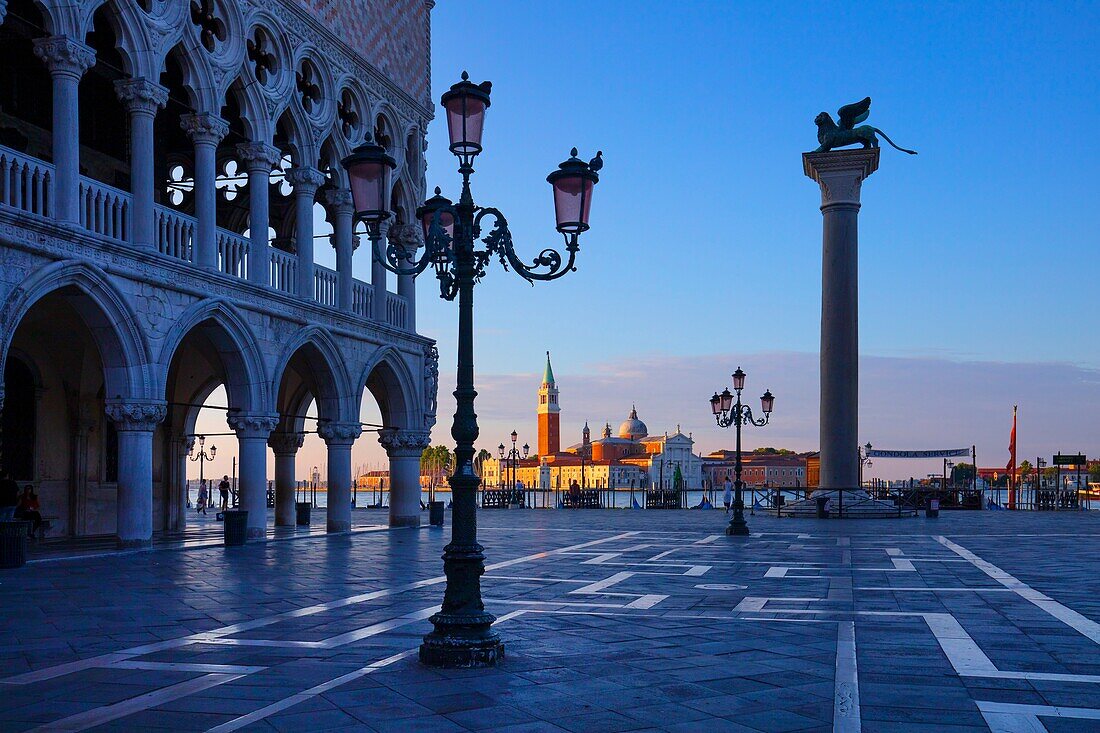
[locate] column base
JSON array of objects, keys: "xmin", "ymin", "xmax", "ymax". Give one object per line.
[
  {"xmin": 327, "ymin": 520, "xmax": 351, "ymax": 533},
  {"xmin": 116, "ymin": 537, "xmax": 152, "ymax": 550},
  {"xmin": 246, "ymin": 527, "xmax": 266, "ymax": 540},
  {"xmin": 389, "ymin": 514, "xmax": 421, "ymax": 528}
]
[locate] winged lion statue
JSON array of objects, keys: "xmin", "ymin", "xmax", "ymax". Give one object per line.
[{"xmin": 814, "ymin": 97, "xmax": 917, "ymax": 155}]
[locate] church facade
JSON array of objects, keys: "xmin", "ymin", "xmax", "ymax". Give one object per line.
[
  {"xmin": 0, "ymin": 0, "xmax": 439, "ymax": 545},
  {"xmin": 482, "ymin": 354, "xmax": 704, "ymax": 491}
]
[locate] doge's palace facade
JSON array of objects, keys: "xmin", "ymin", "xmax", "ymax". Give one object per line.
[{"xmin": 0, "ymin": 0, "xmax": 439, "ymax": 545}]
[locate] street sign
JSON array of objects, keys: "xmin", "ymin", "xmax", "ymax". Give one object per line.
[{"xmin": 1053, "ymin": 454, "xmax": 1086, "ymax": 466}]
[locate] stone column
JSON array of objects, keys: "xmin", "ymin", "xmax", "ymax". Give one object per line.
[
  {"xmin": 379, "ymin": 429, "xmax": 430, "ymax": 528},
  {"xmin": 267, "ymin": 431, "xmax": 303, "ymax": 526},
  {"xmin": 388, "ymin": 223, "xmax": 422, "ymax": 331},
  {"xmin": 285, "ymin": 166, "xmax": 326, "ymax": 300},
  {"xmin": 325, "ymin": 189, "xmax": 356, "ymax": 312},
  {"xmin": 372, "ymin": 220, "xmax": 390, "ymax": 322},
  {"xmin": 114, "ymin": 79, "xmax": 168, "ymax": 249},
  {"xmin": 227, "ymin": 412, "xmax": 278, "ymax": 540},
  {"xmin": 317, "ymin": 422, "xmax": 362, "ymax": 532},
  {"xmin": 168, "ymin": 436, "xmax": 194, "ymax": 531},
  {"xmin": 236, "ymin": 142, "xmax": 282, "ymax": 286},
  {"xmin": 33, "ymin": 36, "xmax": 95, "ymax": 224},
  {"xmin": 105, "ymin": 400, "xmax": 167, "ymax": 548},
  {"xmin": 180, "ymin": 113, "xmax": 229, "ymax": 270},
  {"xmin": 803, "ymin": 149, "xmax": 879, "ymax": 492}
]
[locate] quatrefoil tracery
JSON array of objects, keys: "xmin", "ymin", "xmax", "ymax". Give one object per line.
[
  {"xmin": 189, "ymin": 0, "xmax": 226, "ymax": 54},
  {"xmin": 296, "ymin": 60, "xmax": 322, "ymax": 115},
  {"xmin": 338, "ymin": 90, "xmax": 360, "ymax": 140},
  {"xmin": 247, "ymin": 29, "xmax": 278, "ymax": 86}
]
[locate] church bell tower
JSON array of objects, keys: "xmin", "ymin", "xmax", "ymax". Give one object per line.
[{"xmin": 537, "ymin": 351, "xmax": 560, "ymax": 456}]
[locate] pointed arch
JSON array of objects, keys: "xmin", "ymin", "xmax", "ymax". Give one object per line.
[
  {"xmin": 270, "ymin": 326, "xmax": 354, "ymax": 423},
  {"xmin": 162, "ymin": 41, "xmax": 219, "ymax": 114},
  {"xmin": 156, "ymin": 298, "xmax": 268, "ymax": 413},
  {"xmin": 358, "ymin": 345, "xmax": 419, "ymax": 430},
  {"xmin": 0, "ymin": 260, "xmax": 152, "ymax": 401}
]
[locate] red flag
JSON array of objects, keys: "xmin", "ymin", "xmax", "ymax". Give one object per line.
[{"xmin": 1007, "ymin": 405, "xmax": 1017, "ymax": 473}]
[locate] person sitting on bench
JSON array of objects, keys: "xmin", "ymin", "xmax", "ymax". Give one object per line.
[{"xmin": 15, "ymin": 486, "xmax": 43, "ymax": 539}]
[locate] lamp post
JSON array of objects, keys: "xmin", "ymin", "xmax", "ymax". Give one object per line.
[
  {"xmin": 344, "ymin": 71, "xmax": 601, "ymax": 668},
  {"xmin": 710, "ymin": 368, "xmax": 774, "ymax": 536},
  {"xmin": 858, "ymin": 442, "xmax": 873, "ymax": 488},
  {"xmin": 188, "ymin": 435, "xmax": 216, "ymax": 501},
  {"xmin": 497, "ymin": 432, "xmax": 528, "ymax": 505}
]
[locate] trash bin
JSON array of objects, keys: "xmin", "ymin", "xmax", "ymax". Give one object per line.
[
  {"xmin": 926, "ymin": 498, "xmax": 940, "ymax": 518},
  {"xmin": 816, "ymin": 496, "xmax": 830, "ymax": 518},
  {"xmin": 0, "ymin": 521, "xmax": 31, "ymax": 569},
  {"xmin": 428, "ymin": 501, "xmax": 445, "ymax": 527},
  {"xmin": 223, "ymin": 510, "xmax": 248, "ymax": 546},
  {"xmin": 296, "ymin": 502, "xmax": 312, "ymax": 526}
]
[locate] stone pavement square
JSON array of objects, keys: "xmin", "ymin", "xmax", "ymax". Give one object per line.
[{"xmin": 2, "ymin": 508, "xmax": 1100, "ymax": 731}]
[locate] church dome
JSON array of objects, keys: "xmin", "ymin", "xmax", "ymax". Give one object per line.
[{"xmin": 618, "ymin": 406, "xmax": 648, "ymax": 440}]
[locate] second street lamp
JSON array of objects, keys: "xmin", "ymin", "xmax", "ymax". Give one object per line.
[
  {"xmin": 709, "ymin": 367, "xmax": 774, "ymax": 536},
  {"xmin": 344, "ymin": 71, "xmax": 601, "ymax": 668}
]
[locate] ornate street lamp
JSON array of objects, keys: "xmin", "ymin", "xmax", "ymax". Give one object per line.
[
  {"xmin": 344, "ymin": 71, "xmax": 601, "ymax": 668},
  {"xmin": 709, "ymin": 368, "xmax": 774, "ymax": 536},
  {"xmin": 188, "ymin": 434, "xmax": 216, "ymax": 494},
  {"xmin": 858, "ymin": 442, "xmax": 873, "ymax": 487}
]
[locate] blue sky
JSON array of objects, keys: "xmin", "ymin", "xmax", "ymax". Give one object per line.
[{"xmin": 195, "ymin": 2, "xmax": 1100, "ymax": 482}]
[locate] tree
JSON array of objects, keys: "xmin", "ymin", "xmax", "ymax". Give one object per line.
[
  {"xmin": 672, "ymin": 464, "xmax": 684, "ymax": 491},
  {"xmin": 752, "ymin": 447, "xmax": 796, "ymax": 456},
  {"xmin": 1090, "ymin": 462, "xmax": 1100, "ymax": 484},
  {"xmin": 952, "ymin": 462, "xmax": 976, "ymax": 485},
  {"xmin": 474, "ymin": 449, "xmax": 492, "ymax": 478}
]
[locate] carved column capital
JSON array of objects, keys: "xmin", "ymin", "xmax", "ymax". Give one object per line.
[
  {"xmin": 114, "ymin": 78, "xmax": 169, "ymax": 115},
  {"xmin": 803, "ymin": 149, "xmax": 879, "ymax": 209},
  {"xmin": 227, "ymin": 412, "xmax": 279, "ymax": 439},
  {"xmin": 285, "ymin": 166, "xmax": 327, "ymax": 196},
  {"xmin": 378, "ymin": 428, "xmax": 432, "ymax": 458},
  {"xmin": 268, "ymin": 431, "xmax": 305, "ymax": 456},
  {"xmin": 236, "ymin": 142, "xmax": 283, "ymax": 171},
  {"xmin": 177, "ymin": 436, "xmax": 196, "ymax": 455},
  {"xmin": 180, "ymin": 113, "xmax": 230, "ymax": 146},
  {"xmin": 324, "ymin": 188, "xmax": 355, "ymax": 215},
  {"xmin": 33, "ymin": 36, "xmax": 95, "ymax": 79},
  {"xmin": 104, "ymin": 399, "xmax": 167, "ymax": 431},
  {"xmin": 317, "ymin": 421, "xmax": 362, "ymax": 447},
  {"xmin": 387, "ymin": 223, "xmax": 423, "ymax": 256}
]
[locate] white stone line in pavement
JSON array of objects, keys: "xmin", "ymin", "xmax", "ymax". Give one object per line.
[
  {"xmin": 581, "ymin": 552, "xmax": 621, "ymax": 564},
  {"xmin": 30, "ymin": 673, "xmax": 244, "ymax": 733},
  {"xmin": 2, "ymin": 530, "xmax": 639, "ymax": 686},
  {"xmin": 197, "ymin": 606, "xmax": 439, "ymax": 649},
  {"xmin": 936, "ymin": 535, "xmax": 1100, "ymax": 645},
  {"xmin": 833, "ymin": 620, "xmax": 861, "ymax": 733},
  {"xmin": 570, "ymin": 571, "xmax": 636, "ymax": 594},
  {"xmin": 109, "ymin": 661, "xmax": 267, "ymax": 674},
  {"xmin": 203, "ymin": 610, "xmax": 532, "ymax": 733},
  {"xmin": 855, "ymin": 587, "xmax": 1013, "ymax": 592},
  {"xmin": 977, "ymin": 701, "xmax": 1100, "ymax": 732}
]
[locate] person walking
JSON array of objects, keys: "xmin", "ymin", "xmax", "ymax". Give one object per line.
[
  {"xmin": 723, "ymin": 478, "xmax": 733, "ymax": 515},
  {"xmin": 0, "ymin": 471, "xmax": 19, "ymax": 521},
  {"xmin": 197, "ymin": 479, "xmax": 209, "ymax": 515},
  {"xmin": 218, "ymin": 476, "xmax": 230, "ymax": 511}
]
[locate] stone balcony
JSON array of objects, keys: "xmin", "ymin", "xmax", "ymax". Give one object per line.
[{"xmin": 0, "ymin": 143, "xmax": 409, "ymax": 330}]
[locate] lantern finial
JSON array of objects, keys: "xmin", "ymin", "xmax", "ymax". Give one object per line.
[{"xmin": 461, "ymin": 70, "xmax": 469, "ymax": 80}]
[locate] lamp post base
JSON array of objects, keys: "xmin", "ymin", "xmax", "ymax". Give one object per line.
[
  {"xmin": 419, "ymin": 617, "xmax": 504, "ymax": 668},
  {"xmin": 725, "ymin": 521, "xmax": 750, "ymax": 536}
]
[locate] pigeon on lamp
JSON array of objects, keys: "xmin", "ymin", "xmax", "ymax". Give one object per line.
[{"xmin": 588, "ymin": 150, "xmax": 603, "ymax": 172}]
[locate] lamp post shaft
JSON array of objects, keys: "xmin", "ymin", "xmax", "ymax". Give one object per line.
[
  {"xmin": 727, "ymin": 394, "xmax": 749, "ymax": 536},
  {"xmin": 419, "ymin": 196, "xmax": 504, "ymax": 668}
]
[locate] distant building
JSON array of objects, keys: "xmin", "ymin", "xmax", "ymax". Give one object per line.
[
  {"xmin": 702, "ymin": 450, "xmax": 809, "ymax": 489},
  {"xmin": 482, "ymin": 353, "xmax": 704, "ymax": 490}
]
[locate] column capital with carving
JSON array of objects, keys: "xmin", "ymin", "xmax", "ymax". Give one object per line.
[
  {"xmin": 317, "ymin": 421, "xmax": 362, "ymax": 447},
  {"xmin": 378, "ymin": 428, "xmax": 432, "ymax": 458},
  {"xmin": 180, "ymin": 113, "xmax": 230, "ymax": 146},
  {"xmin": 285, "ymin": 166, "xmax": 327, "ymax": 196},
  {"xmin": 268, "ymin": 431, "xmax": 305, "ymax": 456},
  {"xmin": 104, "ymin": 399, "xmax": 167, "ymax": 431},
  {"xmin": 802, "ymin": 149, "xmax": 879, "ymax": 210},
  {"xmin": 237, "ymin": 142, "xmax": 283, "ymax": 171},
  {"xmin": 227, "ymin": 412, "xmax": 279, "ymax": 439},
  {"xmin": 114, "ymin": 78, "xmax": 169, "ymax": 115},
  {"xmin": 33, "ymin": 36, "xmax": 95, "ymax": 79},
  {"xmin": 177, "ymin": 436, "xmax": 196, "ymax": 454},
  {"xmin": 324, "ymin": 188, "xmax": 355, "ymax": 215}
]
